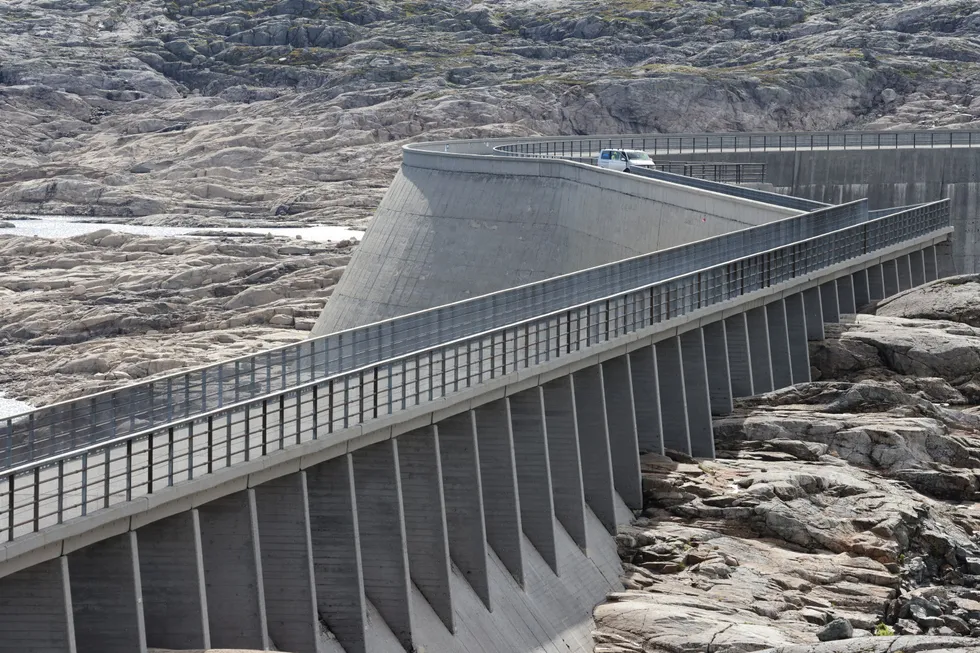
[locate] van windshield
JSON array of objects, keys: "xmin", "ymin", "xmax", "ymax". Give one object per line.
[{"xmin": 625, "ymin": 151, "xmax": 652, "ymax": 161}]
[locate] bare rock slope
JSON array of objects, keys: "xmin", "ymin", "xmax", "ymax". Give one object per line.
[
  {"xmin": 2, "ymin": 0, "xmax": 980, "ymax": 223},
  {"xmin": 0, "ymin": 230, "xmax": 352, "ymax": 405},
  {"xmin": 594, "ymin": 277, "xmax": 980, "ymax": 652}
]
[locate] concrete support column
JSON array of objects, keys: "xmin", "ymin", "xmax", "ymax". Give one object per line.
[
  {"xmin": 508, "ymin": 388, "xmax": 559, "ymax": 572},
  {"xmin": 909, "ymin": 249, "xmax": 926, "ymax": 287},
  {"xmin": 473, "ymin": 399, "xmax": 525, "ymax": 585},
  {"xmin": 541, "ymin": 376, "xmax": 588, "ymax": 552},
  {"xmin": 868, "ymin": 264, "xmax": 886, "ymax": 300},
  {"xmin": 766, "ymin": 301, "xmax": 793, "ymax": 390},
  {"xmin": 680, "ymin": 329, "xmax": 714, "ymax": 459},
  {"xmin": 802, "ymin": 287, "xmax": 824, "ymax": 341},
  {"xmin": 724, "ymin": 314, "xmax": 753, "ymax": 398},
  {"xmin": 702, "ymin": 321, "xmax": 733, "ymax": 416},
  {"xmin": 398, "ymin": 426, "xmax": 454, "ymax": 633},
  {"xmin": 352, "ymin": 440, "xmax": 414, "ymax": 652},
  {"xmin": 436, "ymin": 411, "xmax": 490, "ymax": 608},
  {"xmin": 936, "ymin": 240, "xmax": 956, "ymax": 278},
  {"xmin": 852, "ymin": 269, "xmax": 871, "ymax": 309},
  {"xmin": 897, "ymin": 254, "xmax": 914, "ymax": 291},
  {"xmin": 601, "ymin": 355, "xmax": 643, "ymax": 510},
  {"xmin": 655, "ymin": 337, "xmax": 691, "ymax": 456},
  {"xmin": 306, "ymin": 455, "xmax": 368, "ymax": 653},
  {"xmin": 923, "ymin": 245, "xmax": 939, "ymax": 282},
  {"xmin": 819, "ymin": 280, "xmax": 840, "ymax": 323},
  {"xmin": 882, "ymin": 258, "xmax": 900, "ymax": 296},
  {"xmin": 628, "ymin": 346, "xmax": 663, "ymax": 455},
  {"xmin": 784, "ymin": 293, "xmax": 810, "ymax": 385},
  {"xmin": 254, "ymin": 472, "xmax": 319, "ymax": 653},
  {"xmin": 137, "ymin": 511, "xmax": 210, "ymax": 650},
  {"xmin": 745, "ymin": 307, "xmax": 773, "ymax": 393},
  {"xmin": 0, "ymin": 556, "xmax": 75, "ymax": 652},
  {"xmin": 573, "ymin": 365, "xmax": 618, "ymax": 534},
  {"xmin": 836, "ymin": 276, "xmax": 857, "ymax": 314},
  {"xmin": 198, "ymin": 491, "xmax": 268, "ymax": 650},
  {"xmin": 69, "ymin": 532, "xmax": 146, "ymax": 653}
]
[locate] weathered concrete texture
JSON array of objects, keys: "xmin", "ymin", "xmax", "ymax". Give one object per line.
[
  {"xmin": 0, "ymin": 556, "xmax": 74, "ymax": 653},
  {"xmin": 541, "ymin": 376, "xmax": 589, "ymax": 552},
  {"xmin": 397, "ymin": 426, "xmax": 455, "ymax": 633},
  {"xmin": 253, "ymin": 472, "xmax": 319, "ymax": 653},
  {"xmin": 197, "ymin": 491, "xmax": 267, "ymax": 650},
  {"xmin": 69, "ymin": 532, "xmax": 145, "ymax": 653},
  {"xmin": 573, "ymin": 365, "xmax": 618, "ymax": 534},
  {"xmin": 437, "ymin": 412, "xmax": 491, "ymax": 608},
  {"xmin": 306, "ymin": 455, "xmax": 368, "ymax": 653},
  {"xmin": 474, "ymin": 400, "xmax": 525, "ymax": 585},
  {"xmin": 137, "ymin": 511, "xmax": 209, "ymax": 650},
  {"xmin": 351, "ymin": 440, "xmax": 414, "ymax": 651},
  {"xmin": 314, "ymin": 155, "xmax": 799, "ymax": 334},
  {"xmin": 509, "ymin": 388, "xmax": 559, "ymax": 573},
  {"xmin": 661, "ymin": 147, "xmax": 980, "ymax": 274}
]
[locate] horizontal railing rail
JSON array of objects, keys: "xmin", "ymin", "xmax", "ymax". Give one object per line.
[
  {"xmin": 0, "ymin": 199, "xmax": 950, "ymax": 545},
  {"xmin": 1, "ymin": 197, "xmax": 870, "ymax": 470},
  {"xmin": 631, "ymin": 167, "xmax": 827, "ymax": 212},
  {"xmin": 491, "ymin": 130, "xmax": 980, "ymax": 157},
  {"xmin": 653, "ymin": 161, "xmax": 767, "ymax": 184}
]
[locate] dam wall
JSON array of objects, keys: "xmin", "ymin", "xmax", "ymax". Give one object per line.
[
  {"xmin": 656, "ymin": 147, "xmax": 980, "ymax": 273},
  {"xmin": 313, "ymin": 147, "xmax": 799, "ymax": 335}
]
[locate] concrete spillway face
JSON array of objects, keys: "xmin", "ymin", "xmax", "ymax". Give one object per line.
[
  {"xmin": 313, "ymin": 151, "xmax": 799, "ymax": 335},
  {"xmin": 657, "ymin": 147, "xmax": 980, "ymax": 275}
]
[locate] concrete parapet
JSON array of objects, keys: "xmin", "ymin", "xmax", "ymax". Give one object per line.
[{"xmin": 314, "ymin": 153, "xmax": 799, "ymax": 334}]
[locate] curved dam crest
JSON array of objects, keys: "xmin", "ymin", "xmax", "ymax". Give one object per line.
[{"xmin": 313, "ymin": 145, "xmax": 800, "ymax": 335}]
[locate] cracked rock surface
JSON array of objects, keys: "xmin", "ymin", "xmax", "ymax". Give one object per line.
[
  {"xmin": 2, "ymin": 0, "xmax": 980, "ymax": 223},
  {"xmin": 594, "ymin": 279, "xmax": 980, "ymax": 652},
  {"xmin": 0, "ymin": 229, "xmax": 353, "ymax": 406}
]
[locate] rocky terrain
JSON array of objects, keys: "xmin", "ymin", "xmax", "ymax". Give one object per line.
[
  {"xmin": 1, "ymin": 0, "xmax": 980, "ymax": 223},
  {"xmin": 594, "ymin": 276, "xmax": 980, "ymax": 652},
  {"xmin": 0, "ymin": 229, "xmax": 354, "ymax": 406}
]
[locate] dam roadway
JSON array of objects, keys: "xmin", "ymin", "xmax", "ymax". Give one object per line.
[{"xmin": 0, "ymin": 130, "xmax": 962, "ymax": 653}]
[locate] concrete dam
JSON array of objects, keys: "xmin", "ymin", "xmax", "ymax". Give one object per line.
[{"xmin": 0, "ymin": 130, "xmax": 963, "ymax": 653}]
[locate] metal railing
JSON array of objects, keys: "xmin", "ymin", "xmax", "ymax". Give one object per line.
[
  {"xmin": 2, "ymin": 199, "xmax": 870, "ymax": 469},
  {"xmin": 631, "ymin": 167, "xmax": 827, "ymax": 212},
  {"xmin": 492, "ymin": 130, "xmax": 980, "ymax": 157},
  {"xmin": 653, "ymin": 161, "xmax": 766, "ymax": 184},
  {"xmin": 0, "ymin": 199, "xmax": 951, "ymax": 544}
]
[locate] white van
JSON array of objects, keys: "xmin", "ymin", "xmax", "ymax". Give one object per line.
[{"xmin": 597, "ymin": 149, "xmax": 655, "ymax": 173}]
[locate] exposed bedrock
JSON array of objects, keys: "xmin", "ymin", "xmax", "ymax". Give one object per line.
[{"xmin": 593, "ymin": 276, "xmax": 980, "ymax": 652}]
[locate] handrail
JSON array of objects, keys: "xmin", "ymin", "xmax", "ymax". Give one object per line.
[
  {"xmin": 0, "ymin": 200, "xmax": 951, "ymax": 544},
  {"xmin": 0, "ymin": 198, "xmax": 870, "ymax": 469}
]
